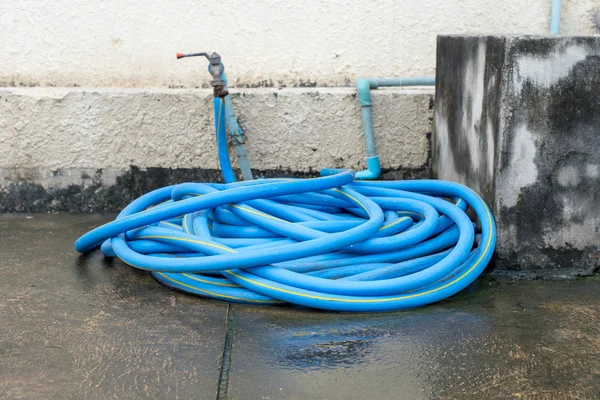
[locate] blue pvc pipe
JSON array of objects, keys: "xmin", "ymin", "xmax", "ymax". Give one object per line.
[
  {"xmin": 550, "ymin": 0, "xmax": 561, "ymax": 34},
  {"xmin": 370, "ymin": 77, "xmax": 436, "ymax": 89},
  {"xmin": 357, "ymin": 78, "xmax": 375, "ymax": 158},
  {"xmin": 355, "ymin": 78, "xmax": 380, "ymax": 180},
  {"xmin": 324, "ymin": 76, "xmax": 435, "ymax": 180},
  {"xmin": 214, "ymin": 97, "xmax": 236, "ymax": 183}
]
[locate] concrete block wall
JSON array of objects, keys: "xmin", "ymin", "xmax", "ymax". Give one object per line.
[
  {"xmin": 434, "ymin": 35, "xmax": 600, "ymax": 278},
  {"xmin": 0, "ymin": 87, "xmax": 434, "ymax": 212}
]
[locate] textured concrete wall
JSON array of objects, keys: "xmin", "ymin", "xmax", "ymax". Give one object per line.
[
  {"xmin": 434, "ymin": 35, "xmax": 600, "ymax": 278},
  {"xmin": 1, "ymin": 0, "xmax": 598, "ymax": 88},
  {"xmin": 0, "ymin": 87, "xmax": 433, "ymax": 211}
]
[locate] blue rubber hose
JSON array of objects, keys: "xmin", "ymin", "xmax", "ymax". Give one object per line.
[
  {"xmin": 74, "ymin": 99, "xmax": 496, "ymax": 312},
  {"xmin": 75, "ymin": 176, "xmax": 496, "ymax": 311},
  {"xmin": 215, "ymin": 98, "xmax": 236, "ymax": 183}
]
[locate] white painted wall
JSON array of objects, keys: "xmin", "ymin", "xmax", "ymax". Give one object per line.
[
  {"xmin": 1, "ymin": 0, "xmax": 598, "ymax": 88},
  {"xmin": 0, "ymin": 87, "xmax": 433, "ymax": 177}
]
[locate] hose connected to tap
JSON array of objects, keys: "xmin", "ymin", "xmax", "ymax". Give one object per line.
[{"xmin": 74, "ymin": 57, "xmax": 496, "ymax": 312}]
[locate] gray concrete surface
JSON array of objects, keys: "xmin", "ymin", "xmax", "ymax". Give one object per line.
[
  {"xmin": 434, "ymin": 35, "xmax": 600, "ymax": 277},
  {"xmin": 0, "ymin": 87, "xmax": 433, "ymax": 212},
  {"xmin": 0, "ymin": 214, "xmax": 229, "ymax": 399},
  {"xmin": 1, "ymin": 214, "xmax": 599, "ymax": 399}
]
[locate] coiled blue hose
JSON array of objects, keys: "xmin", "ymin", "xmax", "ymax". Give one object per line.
[{"xmin": 75, "ymin": 98, "xmax": 496, "ymax": 312}]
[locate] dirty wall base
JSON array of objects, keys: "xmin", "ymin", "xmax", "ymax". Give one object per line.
[{"xmin": 0, "ymin": 87, "xmax": 433, "ymax": 212}]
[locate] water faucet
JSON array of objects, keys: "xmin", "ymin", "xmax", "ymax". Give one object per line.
[{"xmin": 176, "ymin": 51, "xmax": 227, "ymax": 97}]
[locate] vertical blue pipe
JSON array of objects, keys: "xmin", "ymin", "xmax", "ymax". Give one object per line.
[
  {"xmin": 224, "ymin": 95, "xmax": 254, "ymax": 180},
  {"xmin": 214, "ymin": 97, "xmax": 236, "ymax": 183},
  {"xmin": 550, "ymin": 0, "xmax": 561, "ymax": 34},
  {"xmin": 327, "ymin": 77, "xmax": 434, "ymax": 180},
  {"xmin": 219, "ymin": 66, "xmax": 254, "ymax": 180},
  {"xmin": 355, "ymin": 78, "xmax": 380, "ymax": 180}
]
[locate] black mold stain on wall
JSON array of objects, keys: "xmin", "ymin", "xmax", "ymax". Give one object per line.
[
  {"xmin": 434, "ymin": 35, "xmax": 600, "ymax": 277},
  {"xmin": 433, "ymin": 35, "xmax": 505, "ymax": 202},
  {"xmin": 0, "ymin": 166, "xmax": 432, "ymax": 213},
  {"xmin": 498, "ymin": 37, "xmax": 600, "ymax": 273}
]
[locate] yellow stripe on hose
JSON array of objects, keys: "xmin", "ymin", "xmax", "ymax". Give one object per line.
[
  {"xmin": 162, "ymin": 221, "xmax": 182, "ymax": 230},
  {"xmin": 157, "ymin": 273, "xmax": 280, "ymax": 303},
  {"xmin": 138, "ymin": 235, "xmax": 237, "ymax": 253},
  {"xmin": 332, "ymin": 188, "xmax": 369, "ymax": 213},
  {"xmin": 222, "ymin": 192, "xmax": 493, "ymax": 304},
  {"xmin": 230, "ymin": 204, "xmax": 289, "ymax": 224},
  {"xmin": 379, "ymin": 217, "xmax": 411, "ymax": 231},
  {"xmin": 182, "ymin": 273, "xmax": 240, "ymax": 288}
]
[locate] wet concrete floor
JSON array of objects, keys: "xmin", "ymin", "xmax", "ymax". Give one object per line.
[{"xmin": 1, "ymin": 214, "xmax": 599, "ymax": 399}]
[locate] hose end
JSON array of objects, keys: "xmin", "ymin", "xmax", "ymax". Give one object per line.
[{"xmin": 320, "ymin": 168, "xmax": 352, "ymax": 177}]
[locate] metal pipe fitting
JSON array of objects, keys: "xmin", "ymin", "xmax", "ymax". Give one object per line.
[{"xmin": 176, "ymin": 51, "xmax": 228, "ymax": 97}]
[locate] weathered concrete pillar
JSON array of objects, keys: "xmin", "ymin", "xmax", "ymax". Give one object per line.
[{"xmin": 433, "ymin": 35, "xmax": 600, "ymax": 278}]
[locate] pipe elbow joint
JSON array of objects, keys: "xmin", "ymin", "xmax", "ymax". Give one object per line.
[
  {"xmin": 356, "ymin": 78, "xmax": 372, "ymax": 107},
  {"xmin": 355, "ymin": 156, "xmax": 380, "ymax": 180}
]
